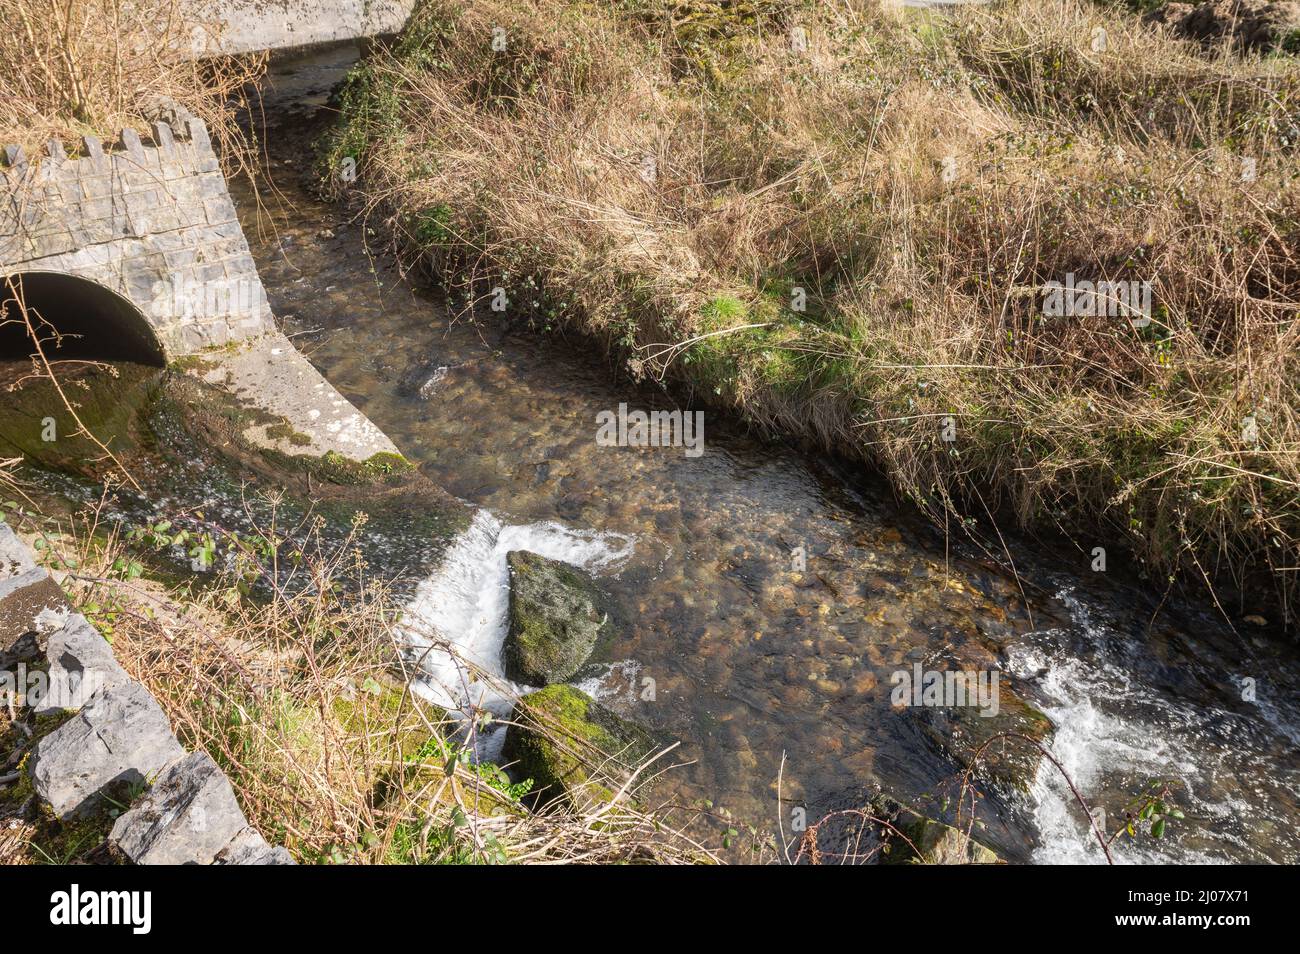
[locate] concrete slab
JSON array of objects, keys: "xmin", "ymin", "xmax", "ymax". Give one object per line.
[
  {"xmin": 190, "ymin": 331, "xmax": 399, "ymax": 462},
  {"xmin": 184, "ymin": 0, "xmax": 415, "ymax": 57}
]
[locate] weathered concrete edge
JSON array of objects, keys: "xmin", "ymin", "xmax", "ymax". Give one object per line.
[
  {"xmin": 187, "ymin": 330, "xmax": 400, "ymax": 461},
  {"xmin": 0, "ymin": 521, "xmax": 294, "ymax": 865},
  {"xmin": 183, "ymin": 0, "xmax": 416, "ymax": 58}
]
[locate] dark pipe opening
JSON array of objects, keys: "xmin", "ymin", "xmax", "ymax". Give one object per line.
[{"xmin": 1, "ymin": 272, "xmax": 166, "ymax": 366}]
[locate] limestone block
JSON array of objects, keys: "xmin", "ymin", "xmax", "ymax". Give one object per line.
[
  {"xmin": 32, "ymin": 680, "xmax": 185, "ymax": 819},
  {"xmin": 109, "ymin": 751, "xmax": 250, "ymax": 865},
  {"xmin": 214, "ymin": 827, "xmax": 295, "ymax": 866},
  {"xmin": 32, "ymin": 613, "xmax": 131, "ymax": 716}
]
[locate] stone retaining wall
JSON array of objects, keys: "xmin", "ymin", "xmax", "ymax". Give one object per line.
[{"xmin": 1, "ymin": 522, "xmax": 292, "ymax": 865}]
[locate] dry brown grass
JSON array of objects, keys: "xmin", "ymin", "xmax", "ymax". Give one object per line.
[
  {"xmin": 328, "ymin": 0, "xmax": 1300, "ymax": 623},
  {"xmin": 31, "ymin": 500, "xmax": 715, "ymax": 864},
  {"xmin": 0, "ymin": 0, "xmax": 263, "ymax": 169}
]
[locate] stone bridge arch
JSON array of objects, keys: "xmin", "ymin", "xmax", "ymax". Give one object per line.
[{"xmin": 1, "ymin": 270, "xmax": 166, "ymax": 365}]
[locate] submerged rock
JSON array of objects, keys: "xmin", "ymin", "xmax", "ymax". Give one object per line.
[
  {"xmin": 910, "ymin": 680, "xmax": 1054, "ymax": 794},
  {"xmin": 414, "ymin": 366, "xmax": 448, "ymax": 399},
  {"xmin": 395, "ymin": 351, "xmax": 478, "ymax": 401},
  {"xmin": 872, "ymin": 794, "xmax": 1001, "ymax": 865},
  {"xmin": 397, "ymin": 359, "xmax": 449, "ymax": 400},
  {"xmin": 502, "ymin": 550, "xmax": 608, "ymax": 685},
  {"xmin": 502, "ymin": 684, "xmax": 658, "ymax": 810}
]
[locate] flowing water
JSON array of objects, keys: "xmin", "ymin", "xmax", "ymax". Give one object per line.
[
  {"xmin": 5, "ymin": 45, "xmax": 1295, "ymax": 864},
  {"xmin": 226, "ymin": 45, "xmax": 1298, "ymax": 864}
]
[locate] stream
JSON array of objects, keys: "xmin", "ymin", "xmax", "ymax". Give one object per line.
[
  {"xmin": 5, "ymin": 44, "xmax": 1297, "ymax": 864},
  {"xmin": 241, "ymin": 45, "xmax": 1298, "ymax": 864}
]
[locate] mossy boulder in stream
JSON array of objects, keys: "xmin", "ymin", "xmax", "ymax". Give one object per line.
[
  {"xmin": 502, "ymin": 550, "xmax": 608, "ymax": 685},
  {"xmin": 501, "ymin": 684, "xmax": 657, "ymax": 811}
]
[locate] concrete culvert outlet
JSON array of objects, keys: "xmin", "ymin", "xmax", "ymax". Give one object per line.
[{"xmin": 0, "ymin": 272, "xmax": 166, "ymax": 366}]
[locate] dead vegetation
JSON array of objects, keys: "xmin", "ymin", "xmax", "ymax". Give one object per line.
[
  {"xmin": 0, "ymin": 0, "xmax": 263, "ymax": 170},
  {"xmin": 8, "ymin": 499, "xmax": 715, "ymax": 864},
  {"xmin": 326, "ymin": 0, "xmax": 1300, "ymax": 623}
]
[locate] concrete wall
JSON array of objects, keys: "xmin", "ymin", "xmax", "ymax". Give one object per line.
[
  {"xmin": 186, "ymin": 0, "xmax": 416, "ymax": 56},
  {"xmin": 0, "ymin": 116, "xmax": 400, "ymax": 462},
  {"xmin": 0, "ymin": 118, "xmax": 272, "ymax": 359}
]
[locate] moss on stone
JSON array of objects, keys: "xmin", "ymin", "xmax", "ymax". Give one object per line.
[
  {"xmin": 331, "ymin": 676, "xmax": 444, "ymax": 763},
  {"xmin": 503, "ymin": 550, "xmax": 607, "ymax": 685},
  {"xmin": 501, "ymin": 684, "xmax": 657, "ymax": 811},
  {"xmin": 362, "ymin": 451, "xmax": 416, "ymax": 477},
  {"xmin": 168, "ymin": 353, "xmax": 220, "ymax": 373},
  {"xmin": 873, "ymin": 794, "xmax": 1002, "ymax": 865},
  {"xmin": 912, "ymin": 680, "xmax": 1055, "ymax": 794}
]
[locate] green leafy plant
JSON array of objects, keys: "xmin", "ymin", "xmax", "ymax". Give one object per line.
[{"xmin": 1112, "ymin": 780, "xmax": 1186, "ymax": 845}]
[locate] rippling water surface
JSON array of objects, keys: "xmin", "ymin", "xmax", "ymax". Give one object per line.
[{"xmin": 217, "ymin": 47, "xmax": 1300, "ymax": 863}]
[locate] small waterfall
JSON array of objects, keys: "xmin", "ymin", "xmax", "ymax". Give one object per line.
[
  {"xmin": 1011, "ymin": 587, "xmax": 1298, "ymax": 865},
  {"xmin": 1008, "ymin": 642, "xmax": 1200, "ymax": 864},
  {"xmin": 399, "ymin": 509, "xmax": 634, "ymax": 760}
]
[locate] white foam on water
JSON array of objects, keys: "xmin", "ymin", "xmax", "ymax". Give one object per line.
[
  {"xmin": 572, "ymin": 659, "xmax": 643, "ymax": 706},
  {"xmin": 399, "ymin": 509, "xmax": 634, "ymax": 759},
  {"xmin": 1013, "ymin": 586, "xmax": 1293, "ymax": 865},
  {"xmin": 1008, "ymin": 642, "xmax": 1198, "ymax": 864}
]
